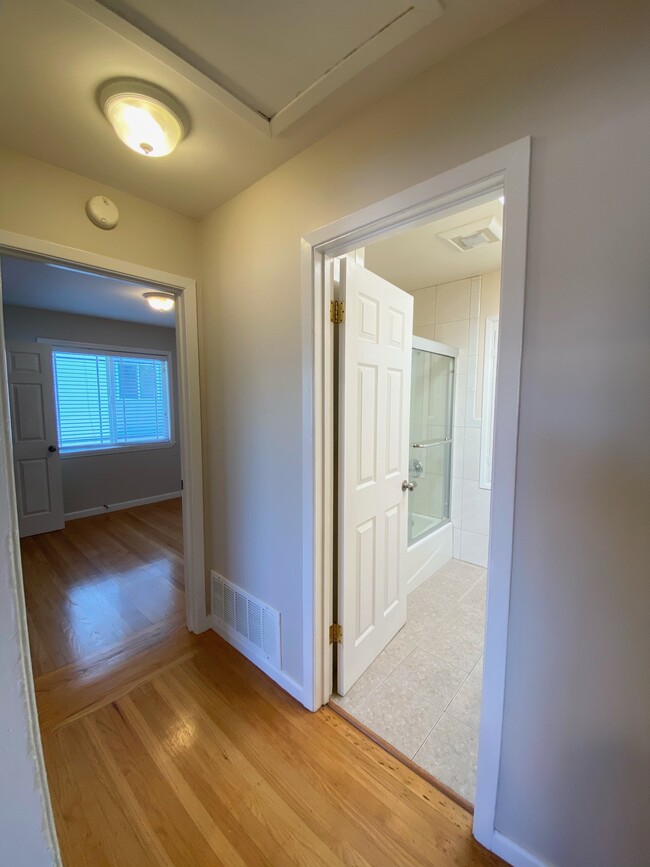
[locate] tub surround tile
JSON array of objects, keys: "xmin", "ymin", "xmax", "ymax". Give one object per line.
[
  {"xmin": 460, "ymin": 529, "xmax": 488, "ymax": 567},
  {"xmin": 414, "ymin": 324, "xmax": 437, "ymax": 342},
  {"xmin": 414, "ymin": 712, "xmax": 480, "ymax": 803},
  {"xmin": 469, "ymin": 278, "xmax": 481, "ymax": 318},
  {"xmin": 451, "ymin": 429, "xmax": 465, "ymax": 479},
  {"xmin": 412, "ymin": 286, "xmax": 437, "ymax": 327},
  {"xmin": 461, "ymin": 480, "xmax": 491, "ymax": 536},
  {"xmin": 462, "ymin": 428, "xmax": 481, "ymax": 482},
  {"xmin": 468, "ymin": 317, "xmax": 479, "ymax": 353},
  {"xmin": 435, "ymin": 279, "xmax": 471, "ymax": 324},
  {"xmin": 354, "ymin": 680, "xmax": 442, "ymax": 758},
  {"xmin": 453, "ymin": 374, "xmax": 467, "ymax": 425}
]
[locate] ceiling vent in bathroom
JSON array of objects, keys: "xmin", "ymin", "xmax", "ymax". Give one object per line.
[{"xmin": 438, "ymin": 216, "xmax": 502, "ymax": 252}]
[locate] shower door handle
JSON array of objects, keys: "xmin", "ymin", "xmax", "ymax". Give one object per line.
[{"xmin": 402, "ymin": 480, "xmax": 416, "ymax": 492}]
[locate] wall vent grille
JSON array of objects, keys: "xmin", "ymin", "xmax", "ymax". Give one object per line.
[{"xmin": 210, "ymin": 571, "xmax": 281, "ymax": 669}]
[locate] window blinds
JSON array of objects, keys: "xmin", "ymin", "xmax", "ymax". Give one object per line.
[{"xmin": 52, "ymin": 349, "xmax": 171, "ymax": 453}]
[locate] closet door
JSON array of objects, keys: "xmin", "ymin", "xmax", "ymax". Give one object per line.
[{"xmin": 6, "ymin": 341, "xmax": 64, "ymax": 536}]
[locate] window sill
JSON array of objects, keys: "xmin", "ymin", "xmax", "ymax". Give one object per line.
[{"xmin": 60, "ymin": 441, "xmax": 176, "ymax": 459}]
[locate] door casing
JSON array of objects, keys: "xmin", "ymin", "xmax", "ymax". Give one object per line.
[
  {"xmin": 300, "ymin": 138, "xmax": 531, "ymax": 854},
  {"xmin": 0, "ymin": 233, "xmax": 207, "ymax": 635}
]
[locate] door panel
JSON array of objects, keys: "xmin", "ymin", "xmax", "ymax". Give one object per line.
[
  {"xmin": 6, "ymin": 342, "xmax": 65, "ymax": 537},
  {"xmin": 337, "ymin": 259, "xmax": 413, "ymax": 694}
]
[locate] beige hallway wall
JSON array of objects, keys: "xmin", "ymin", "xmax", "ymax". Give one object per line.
[
  {"xmin": 198, "ymin": 1, "xmax": 650, "ymax": 864},
  {"xmin": 0, "ymin": 147, "xmax": 201, "ymax": 867}
]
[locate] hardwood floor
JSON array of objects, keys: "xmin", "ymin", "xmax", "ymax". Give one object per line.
[
  {"xmin": 42, "ymin": 632, "xmax": 503, "ymax": 867},
  {"xmin": 25, "ymin": 501, "xmax": 503, "ymax": 866},
  {"xmin": 22, "ymin": 498, "xmax": 185, "ymax": 679}
]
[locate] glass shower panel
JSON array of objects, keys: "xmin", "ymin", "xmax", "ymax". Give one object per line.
[{"xmin": 408, "ymin": 348, "xmax": 455, "ymax": 545}]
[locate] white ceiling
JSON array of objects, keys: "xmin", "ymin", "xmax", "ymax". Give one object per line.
[
  {"xmin": 96, "ymin": 0, "xmax": 444, "ymax": 124},
  {"xmin": 1, "ymin": 256, "xmax": 176, "ymax": 327},
  {"xmin": 0, "ymin": 0, "xmax": 544, "ymax": 217},
  {"xmin": 364, "ymin": 197, "xmax": 503, "ymax": 291}
]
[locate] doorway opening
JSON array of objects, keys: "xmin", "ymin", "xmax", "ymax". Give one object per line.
[
  {"xmin": 2, "ymin": 252, "xmax": 187, "ymax": 689},
  {"xmin": 302, "ymin": 139, "xmax": 530, "ymax": 851},
  {"xmin": 0, "ymin": 240, "xmax": 206, "ymax": 735},
  {"xmin": 330, "ymin": 194, "xmax": 503, "ymax": 806}
]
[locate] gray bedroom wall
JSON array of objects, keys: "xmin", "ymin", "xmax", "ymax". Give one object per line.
[{"xmin": 3, "ymin": 305, "xmax": 181, "ymax": 515}]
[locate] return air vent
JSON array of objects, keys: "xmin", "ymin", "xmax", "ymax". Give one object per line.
[
  {"xmin": 438, "ymin": 216, "xmax": 502, "ymax": 252},
  {"xmin": 210, "ymin": 571, "xmax": 281, "ymax": 669}
]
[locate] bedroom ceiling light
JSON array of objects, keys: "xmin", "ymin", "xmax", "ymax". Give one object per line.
[
  {"xmin": 100, "ymin": 79, "xmax": 188, "ymax": 157},
  {"xmin": 143, "ymin": 291, "xmax": 175, "ymax": 312}
]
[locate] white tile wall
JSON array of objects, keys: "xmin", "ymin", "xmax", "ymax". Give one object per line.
[
  {"xmin": 463, "ymin": 428, "xmax": 481, "ymax": 482},
  {"xmin": 460, "ymin": 530, "xmax": 489, "ymax": 566},
  {"xmin": 412, "ymin": 274, "xmax": 499, "ymax": 567},
  {"xmin": 435, "ymin": 278, "xmax": 471, "ymax": 323},
  {"xmin": 460, "ymin": 480, "xmax": 491, "ymax": 536},
  {"xmin": 413, "ymin": 286, "xmax": 437, "ymax": 326}
]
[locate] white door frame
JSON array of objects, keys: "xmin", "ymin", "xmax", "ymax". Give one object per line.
[
  {"xmin": 0, "ymin": 230, "xmax": 207, "ymax": 635},
  {"xmin": 300, "ymin": 138, "xmax": 530, "ymax": 852}
]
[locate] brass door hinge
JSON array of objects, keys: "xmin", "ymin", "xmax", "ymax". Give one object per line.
[
  {"xmin": 330, "ymin": 300, "xmax": 345, "ymax": 325},
  {"xmin": 329, "ymin": 623, "xmax": 342, "ymax": 644}
]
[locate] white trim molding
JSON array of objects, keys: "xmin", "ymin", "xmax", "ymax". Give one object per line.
[
  {"xmin": 64, "ymin": 490, "xmax": 182, "ymax": 522},
  {"xmin": 492, "ymin": 832, "xmax": 550, "ymax": 867},
  {"xmin": 300, "ymin": 138, "xmax": 531, "ymax": 861}
]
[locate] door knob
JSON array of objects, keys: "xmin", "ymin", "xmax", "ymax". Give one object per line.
[
  {"xmin": 48, "ymin": 445, "xmax": 57, "ymax": 453},
  {"xmin": 402, "ymin": 480, "xmax": 416, "ymax": 492}
]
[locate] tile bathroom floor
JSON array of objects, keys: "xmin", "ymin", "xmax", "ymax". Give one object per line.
[{"xmin": 331, "ymin": 558, "xmax": 486, "ymax": 803}]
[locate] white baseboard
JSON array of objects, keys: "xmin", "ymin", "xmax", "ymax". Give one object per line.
[
  {"xmin": 491, "ymin": 831, "xmax": 548, "ymax": 867},
  {"xmin": 207, "ymin": 614, "xmax": 305, "ymax": 707},
  {"xmin": 64, "ymin": 490, "xmax": 182, "ymax": 521}
]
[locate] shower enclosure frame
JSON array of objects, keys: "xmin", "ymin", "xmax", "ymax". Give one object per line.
[
  {"xmin": 408, "ymin": 334, "xmax": 458, "ymax": 544},
  {"xmin": 406, "ymin": 336, "xmax": 458, "ymax": 593},
  {"xmin": 301, "ymin": 138, "xmax": 531, "ymax": 863}
]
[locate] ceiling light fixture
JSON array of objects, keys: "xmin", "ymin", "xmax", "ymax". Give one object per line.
[
  {"xmin": 99, "ymin": 79, "xmax": 189, "ymax": 157},
  {"xmin": 143, "ymin": 291, "xmax": 175, "ymax": 312}
]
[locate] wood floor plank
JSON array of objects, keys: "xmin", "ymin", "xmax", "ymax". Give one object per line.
[
  {"xmin": 30, "ymin": 500, "xmax": 503, "ymax": 866},
  {"xmin": 42, "ymin": 633, "xmax": 504, "ymax": 866},
  {"xmin": 35, "ymin": 620, "xmax": 197, "ymax": 732},
  {"xmin": 22, "ymin": 499, "xmax": 185, "ymax": 676}
]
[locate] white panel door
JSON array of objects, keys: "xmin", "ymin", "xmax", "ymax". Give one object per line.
[
  {"xmin": 337, "ymin": 258, "xmax": 413, "ymax": 694},
  {"xmin": 6, "ymin": 341, "xmax": 65, "ymax": 537}
]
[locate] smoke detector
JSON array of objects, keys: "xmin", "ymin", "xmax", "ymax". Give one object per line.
[{"xmin": 438, "ymin": 216, "xmax": 502, "ymax": 252}]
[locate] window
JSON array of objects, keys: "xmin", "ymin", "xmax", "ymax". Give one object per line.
[{"xmin": 52, "ymin": 345, "xmax": 172, "ymax": 454}]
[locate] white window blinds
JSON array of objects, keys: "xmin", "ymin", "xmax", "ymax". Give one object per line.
[{"xmin": 52, "ymin": 348, "xmax": 171, "ymax": 453}]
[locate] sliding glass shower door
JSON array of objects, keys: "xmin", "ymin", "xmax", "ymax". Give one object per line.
[{"xmin": 408, "ymin": 340, "xmax": 456, "ymax": 546}]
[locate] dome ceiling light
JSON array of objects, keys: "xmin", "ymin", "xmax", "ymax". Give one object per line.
[
  {"xmin": 143, "ymin": 291, "xmax": 176, "ymax": 312},
  {"xmin": 99, "ymin": 79, "xmax": 189, "ymax": 158}
]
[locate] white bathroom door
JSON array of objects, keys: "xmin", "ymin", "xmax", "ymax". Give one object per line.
[
  {"xmin": 337, "ymin": 258, "xmax": 413, "ymax": 694},
  {"xmin": 6, "ymin": 341, "xmax": 65, "ymax": 537}
]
